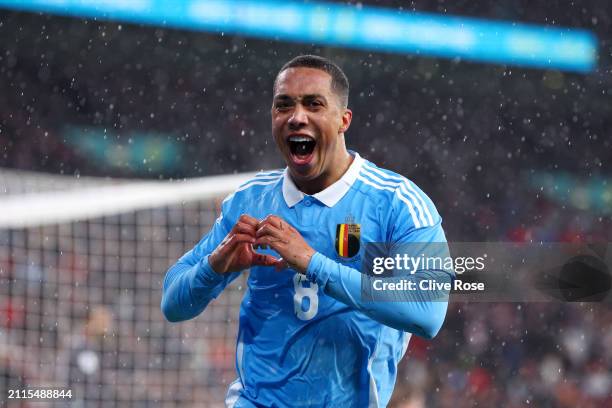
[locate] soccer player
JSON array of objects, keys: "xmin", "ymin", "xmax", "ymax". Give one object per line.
[{"xmin": 161, "ymin": 55, "xmax": 452, "ymax": 407}]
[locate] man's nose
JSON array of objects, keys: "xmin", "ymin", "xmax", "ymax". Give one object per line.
[{"xmin": 288, "ymin": 106, "xmax": 308, "ymax": 130}]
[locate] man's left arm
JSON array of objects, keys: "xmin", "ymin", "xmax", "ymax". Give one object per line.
[
  {"xmin": 306, "ymin": 222, "xmax": 452, "ymax": 339},
  {"xmin": 255, "ymin": 215, "xmax": 453, "ymax": 339}
]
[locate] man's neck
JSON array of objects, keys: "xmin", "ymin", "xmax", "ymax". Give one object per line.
[{"xmin": 293, "ymin": 151, "xmax": 354, "ymax": 195}]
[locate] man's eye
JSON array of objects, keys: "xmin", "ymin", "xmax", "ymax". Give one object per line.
[
  {"xmin": 275, "ymin": 103, "xmax": 292, "ymax": 110},
  {"xmin": 309, "ymin": 100, "xmax": 323, "ymax": 107}
]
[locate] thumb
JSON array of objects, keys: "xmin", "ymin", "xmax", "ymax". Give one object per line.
[
  {"xmin": 252, "ymin": 252, "xmax": 283, "ymax": 268},
  {"xmin": 273, "ymin": 257, "xmax": 289, "ymax": 272}
]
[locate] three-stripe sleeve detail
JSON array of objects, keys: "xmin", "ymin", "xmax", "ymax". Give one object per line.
[
  {"xmin": 236, "ymin": 171, "xmax": 283, "ymax": 192},
  {"xmin": 357, "ymin": 164, "xmax": 435, "ymax": 228}
]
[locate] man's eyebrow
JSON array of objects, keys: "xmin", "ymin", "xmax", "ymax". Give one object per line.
[
  {"xmin": 273, "ymin": 94, "xmax": 327, "ymax": 101},
  {"xmin": 301, "ymin": 94, "xmax": 326, "ymax": 101}
]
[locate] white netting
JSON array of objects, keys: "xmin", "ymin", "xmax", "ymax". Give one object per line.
[{"xmin": 0, "ymin": 169, "xmax": 256, "ymax": 407}]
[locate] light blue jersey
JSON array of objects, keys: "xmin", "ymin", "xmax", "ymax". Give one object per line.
[{"xmin": 162, "ymin": 152, "xmax": 452, "ymax": 407}]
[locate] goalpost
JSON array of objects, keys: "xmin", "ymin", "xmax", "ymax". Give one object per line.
[{"xmin": 0, "ymin": 168, "xmax": 259, "ymax": 406}]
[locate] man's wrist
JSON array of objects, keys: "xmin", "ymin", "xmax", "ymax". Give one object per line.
[
  {"xmin": 304, "ymin": 252, "xmax": 332, "ymax": 288},
  {"xmin": 197, "ymin": 255, "xmax": 225, "ymax": 284},
  {"xmin": 294, "ymin": 247, "xmax": 316, "ymax": 274}
]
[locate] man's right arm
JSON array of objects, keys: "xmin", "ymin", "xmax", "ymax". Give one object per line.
[
  {"xmin": 161, "ymin": 213, "xmax": 240, "ymax": 322},
  {"xmin": 161, "ymin": 211, "xmax": 282, "ymax": 322}
]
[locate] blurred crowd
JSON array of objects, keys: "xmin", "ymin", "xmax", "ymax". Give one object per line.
[
  {"xmin": 0, "ymin": 2, "xmax": 611, "ymax": 407},
  {"xmin": 392, "ymin": 303, "xmax": 612, "ymax": 407}
]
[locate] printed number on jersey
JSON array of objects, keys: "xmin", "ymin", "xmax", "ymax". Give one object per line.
[{"xmin": 293, "ymin": 274, "xmax": 318, "ymax": 320}]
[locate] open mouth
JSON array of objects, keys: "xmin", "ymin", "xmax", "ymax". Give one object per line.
[{"xmin": 288, "ymin": 135, "xmax": 316, "ymax": 165}]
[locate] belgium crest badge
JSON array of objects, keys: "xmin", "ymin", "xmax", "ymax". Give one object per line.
[{"xmin": 335, "ymin": 223, "xmax": 360, "ymax": 258}]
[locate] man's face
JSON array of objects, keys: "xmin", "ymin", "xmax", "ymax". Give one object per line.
[{"xmin": 272, "ymin": 67, "xmax": 351, "ymax": 186}]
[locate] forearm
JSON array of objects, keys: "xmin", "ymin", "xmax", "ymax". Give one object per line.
[
  {"xmin": 161, "ymin": 255, "xmax": 232, "ymax": 322},
  {"xmin": 305, "ymin": 252, "xmax": 451, "ymax": 338}
]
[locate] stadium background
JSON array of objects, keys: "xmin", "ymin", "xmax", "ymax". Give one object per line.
[{"xmin": 1, "ymin": 0, "xmax": 611, "ymax": 406}]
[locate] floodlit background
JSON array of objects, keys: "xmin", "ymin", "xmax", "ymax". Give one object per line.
[{"xmin": 0, "ymin": 1, "xmax": 611, "ymax": 406}]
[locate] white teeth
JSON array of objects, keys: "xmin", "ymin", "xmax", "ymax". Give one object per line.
[{"xmin": 288, "ymin": 136, "xmax": 314, "ymax": 143}]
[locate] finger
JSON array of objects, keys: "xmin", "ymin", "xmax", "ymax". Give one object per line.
[
  {"xmin": 224, "ymin": 233, "xmax": 256, "ymax": 249},
  {"xmin": 255, "ymin": 224, "xmax": 283, "ymax": 239},
  {"xmin": 254, "ymin": 235, "xmax": 284, "ymax": 252},
  {"xmin": 233, "ymin": 221, "xmax": 257, "ymax": 236},
  {"xmin": 252, "ymin": 252, "xmax": 282, "ymax": 267},
  {"xmin": 238, "ymin": 214, "xmax": 260, "ymax": 227},
  {"xmin": 255, "ymin": 223, "xmax": 272, "ymax": 238},
  {"xmin": 259, "ymin": 214, "xmax": 283, "ymax": 229},
  {"xmin": 267, "ymin": 216, "xmax": 292, "ymax": 233},
  {"xmin": 274, "ymin": 258, "xmax": 289, "ymax": 271}
]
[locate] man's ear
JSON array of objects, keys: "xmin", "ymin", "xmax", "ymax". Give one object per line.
[{"xmin": 339, "ymin": 109, "xmax": 352, "ymax": 134}]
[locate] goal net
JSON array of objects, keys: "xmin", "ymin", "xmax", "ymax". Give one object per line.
[{"xmin": 0, "ymin": 168, "xmax": 258, "ymax": 407}]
